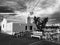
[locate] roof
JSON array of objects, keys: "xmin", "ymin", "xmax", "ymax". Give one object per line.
[{"xmin": 6, "ymin": 16, "xmax": 27, "ymax": 24}]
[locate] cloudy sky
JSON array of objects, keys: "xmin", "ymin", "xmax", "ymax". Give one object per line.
[{"xmin": 0, "ymin": 0, "xmax": 60, "ymax": 24}]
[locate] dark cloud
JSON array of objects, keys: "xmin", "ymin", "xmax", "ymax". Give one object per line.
[
  {"xmin": 39, "ymin": 0, "xmax": 56, "ymax": 9},
  {"xmin": 50, "ymin": 11, "xmax": 60, "ymax": 23},
  {"xmin": 0, "ymin": 0, "xmax": 29, "ymax": 12},
  {"xmin": 0, "ymin": 0, "xmax": 37, "ymax": 12}
]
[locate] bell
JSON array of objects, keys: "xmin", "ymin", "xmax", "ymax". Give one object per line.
[{"xmin": 30, "ymin": 11, "xmax": 34, "ymax": 15}]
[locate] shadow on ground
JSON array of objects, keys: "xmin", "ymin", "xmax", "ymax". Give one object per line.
[{"xmin": 0, "ymin": 33, "xmax": 60, "ymax": 45}]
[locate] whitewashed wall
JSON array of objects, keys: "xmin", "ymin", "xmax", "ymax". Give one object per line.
[
  {"xmin": 1, "ymin": 18, "xmax": 14, "ymax": 35},
  {"xmin": 6, "ymin": 22, "xmax": 13, "ymax": 35},
  {"xmin": 1, "ymin": 18, "xmax": 7, "ymax": 32}
]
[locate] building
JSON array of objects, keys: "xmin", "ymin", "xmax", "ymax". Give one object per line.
[
  {"xmin": 0, "ymin": 5, "xmax": 16, "ymax": 26},
  {"xmin": 43, "ymin": 25, "xmax": 60, "ymax": 40},
  {"xmin": 1, "ymin": 16, "xmax": 36, "ymax": 35}
]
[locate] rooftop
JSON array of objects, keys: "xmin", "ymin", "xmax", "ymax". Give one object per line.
[{"xmin": 6, "ymin": 16, "xmax": 27, "ymax": 24}]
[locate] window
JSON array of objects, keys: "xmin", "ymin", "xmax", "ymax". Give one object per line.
[
  {"xmin": 3, "ymin": 24, "xmax": 4, "ymax": 28},
  {"xmin": 30, "ymin": 26, "xmax": 32, "ymax": 30},
  {"xmin": 25, "ymin": 26, "xmax": 27, "ymax": 30}
]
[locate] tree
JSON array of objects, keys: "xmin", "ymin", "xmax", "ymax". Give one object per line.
[
  {"xmin": 41, "ymin": 17, "xmax": 48, "ymax": 28},
  {"xmin": 34, "ymin": 16, "xmax": 48, "ymax": 32}
]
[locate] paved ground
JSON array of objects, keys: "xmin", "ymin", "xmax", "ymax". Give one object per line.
[{"xmin": 0, "ymin": 33, "xmax": 60, "ymax": 45}]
